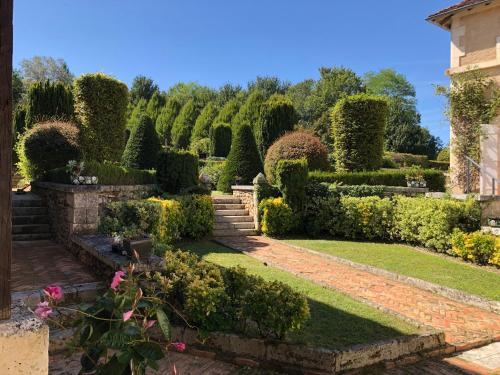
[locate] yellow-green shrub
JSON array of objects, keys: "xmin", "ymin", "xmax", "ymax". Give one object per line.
[
  {"xmin": 148, "ymin": 198, "xmax": 184, "ymax": 243},
  {"xmin": 259, "ymin": 197, "xmax": 294, "ymax": 236},
  {"xmin": 451, "ymin": 230, "xmax": 500, "ymax": 266}
]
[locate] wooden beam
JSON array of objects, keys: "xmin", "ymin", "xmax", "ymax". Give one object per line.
[{"xmin": 0, "ymin": 0, "xmax": 13, "ymax": 320}]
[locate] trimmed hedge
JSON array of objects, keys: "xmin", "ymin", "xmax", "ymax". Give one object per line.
[
  {"xmin": 171, "ymin": 99, "xmax": 199, "ymax": 149},
  {"xmin": 212, "ymin": 97, "xmax": 240, "ymax": 125},
  {"xmin": 264, "ymin": 130, "xmax": 329, "ymax": 184},
  {"xmin": 191, "ymin": 101, "xmax": 219, "ymax": 143},
  {"xmin": 121, "ymin": 114, "xmax": 161, "ymax": 169},
  {"xmin": 259, "ymin": 197, "xmax": 295, "ymax": 236},
  {"xmin": 428, "ymin": 160, "xmax": 450, "ymax": 171},
  {"xmin": 200, "ymin": 158, "xmax": 226, "ymax": 189},
  {"xmin": 451, "ymin": 230, "xmax": 500, "ymax": 266},
  {"xmin": 385, "ymin": 152, "xmax": 428, "ymax": 168},
  {"xmin": 156, "ymin": 97, "xmax": 182, "ymax": 144},
  {"xmin": 331, "ymin": 94, "xmax": 387, "ymax": 171},
  {"xmin": 309, "ymin": 169, "xmax": 446, "ymax": 192},
  {"xmin": 74, "ymin": 73, "xmax": 128, "ymax": 162},
  {"xmin": 276, "ymin": 159, "xmax": 308, "ymax": 213},
  {"xmin": 210, "ymin": 123, "xmax": 232, "ymax": 157},
  {"xmin": 157, "ymin": 149, "xmax": 199, "ymax": 194}
]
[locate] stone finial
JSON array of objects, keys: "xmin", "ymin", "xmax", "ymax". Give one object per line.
[{"xmin": 253, "ymin": 173, "xmax": 267, "ymax": 185}]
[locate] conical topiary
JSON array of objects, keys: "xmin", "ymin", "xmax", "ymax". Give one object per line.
[
  {"xmin": 191, "ymin": 101, "xmax": 219, "ymax": 143},
  {"xmin": 217, "ymin": 124, "xmax": 263, "ymax": 192},
  {"xmin": 122, "ymin": 114, "xmax": 161, "ymax": 169},
  {"xmin": 155, "ymin": 97, "xmax": 182, "ymax": 145},
  {"xmin": 171, "ymin": 99, "xmax": 199, "ymax": 149}
]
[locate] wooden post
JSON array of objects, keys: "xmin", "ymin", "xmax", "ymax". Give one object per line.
[{"xmin": 0, "ymin": 0, "xmax": 13, "ymax": 320}]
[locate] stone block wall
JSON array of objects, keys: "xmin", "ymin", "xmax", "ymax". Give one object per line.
[
  {"xmin": 231, "ymin": 185, "xmax": 258, "ymax": 229},
  {"xmin": 32, "ymin": 182, "xmax": 156, "ymax": 246}
]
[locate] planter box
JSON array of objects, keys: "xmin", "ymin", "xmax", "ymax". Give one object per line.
[{"xmin": 123, "ymin": 237, "xmax": 152, "ymax": 262}]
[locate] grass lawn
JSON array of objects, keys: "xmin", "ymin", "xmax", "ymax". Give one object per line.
[
  {"xmin": 283, "ymin": 238, "xmax": 500, "ymax": 301},
  {"xmin": 179, "ymin": 240, "xmax": 419, "ymax": 350}
]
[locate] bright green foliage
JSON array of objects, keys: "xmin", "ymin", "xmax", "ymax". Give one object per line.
[
  {"xmin": 276, "ymin": 159, "xmax": 308, "ymax": 213},
  {"xmin": 256, "ymin": 94, "xmax": 297, "ymax": 157},
  {"xmin": 437, "ymin": 147, "xmax": 450, "ymax": 162},
  {"xmin": 16, "ymin": 121, "xmax": 81, "ymax": 180},
  {"xmin": 25, "ymin": 80, "xmax": 74, "ymax": 128},
  {"xmin": 146, "ymin": 91, "xmax": 165, "ymax": 123},
  {"xmin": 217, "ymin": 124, "xmax": 263, "ymax": 192},
  {"xmin": 264, "ymin": 130, "xmax": 329, "ymax": 184},
  {"xmin": 127, "ymin": 98, "xmax": 147, "ymax": 129},
  {"xmin": 191, "ymin": 101, "xmax": 219, "ymax": 143},
  {"xmin": 200, "ymin": 159, "xmax": 227, "ymax": 189},
  {"xmin": 232, "ymin": 90, "xmax": 266, "ymax": 129},
  {"xmin": 13, "ymin": 105, "xmax": 27, "ymax": 139},
  {"xmin": 178, "ymin": 195, "xmax": 215, "ymax": 239},
  {"xmin": 212, "ymin": 97, "xmax": 241, "ymax": 125},
  {"xmin": 247, "ymin": 76, "xmax": 290, "ymax": 98},
  {"xmin": 309, "ymin": 169, "xmax": 446, "ymax": 192},
  {"xmin": 210, "ymin": 123, "xmax": 232, "ymax": 157},
  {"xmin": 121, "ymin": 114, "xmax": 161, "ymax": 169},
  {"xmin": 156, "ymin": 148, "xmax": 199, "ymax": 193},
  {"xmin": 451, "ymin": 230, "xmax": 500, "ymax": 266},
  {"xmin": 190, "ymin": 137, "xmax": 211, "ymax": 158},
  {"xmin": 156, "ymin": 97, "xmax": 182, "ymax": 145},
  {"xmin": 259, "ymin": 197, "xmax": 295, "ymax": 236},
  {"xmin": 393, "ymin": 196, "xmax": 480, "ymax": 252},
  {"xmin": 385, "ymin": 152, "xmax": 428, "ymax": 168},
  {"xmin": 73, "ymin": 73, "xmax": 129, "ymax": 162},
  {"xmin": 171, "ymin": 99, "xmax": 200, "ymax": 149},
  {"xmin": 331, "ymin": 94, "xmax": 387, "ymax": 171},
  {"xmin": 215, "ymin": 83, "xmax": 243, "ymax": 106}
]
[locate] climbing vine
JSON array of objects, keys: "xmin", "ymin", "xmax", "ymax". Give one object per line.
[{"xmin": 436, "ymin": 70, "xmax": 500, "ymax": 192}]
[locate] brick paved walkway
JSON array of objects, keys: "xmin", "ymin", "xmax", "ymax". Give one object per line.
[
  {"xmin": 12, "ymin": 240, "xmax": 97, "ymax": 291},
  {"xmin": 216, "ymin": 236, "xmax": 500, "ymax": 348}
]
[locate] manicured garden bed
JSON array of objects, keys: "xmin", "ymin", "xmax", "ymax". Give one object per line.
[
  {"xmin": 180, "ymin": 240, "xmax": 420, "ymax": 350},
  {"xmin": 283, "ymin": 238, "xmax": 500, "ymax": 301}
]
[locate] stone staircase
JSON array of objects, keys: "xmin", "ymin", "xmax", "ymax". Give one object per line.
[
  {"xmin": 12, "ymin": 193, "xmax": 51, "ymax": 241},
  {"xmin": 213, "ymin": 196, "xmax": 257, "ymax": 237}
]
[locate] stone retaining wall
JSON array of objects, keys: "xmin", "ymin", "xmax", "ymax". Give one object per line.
[
  {"xmin": 231, "ymin": 185, "xmax": 258, "ymax": 229},
  {"xmin": 32, "ymin": 182, "xmax": 156, "ymax": 246}
]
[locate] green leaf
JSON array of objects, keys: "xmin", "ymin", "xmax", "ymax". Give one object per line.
[
  {"xmin": 79, "ymin": 325, "xmax": 93, "ymax": 346},
  {"xmin": 96, "ymin": 355, "xmax": 128, "ymax": 375},
  {"xmin": 80, "ymin": 346, "xmax": 103, "ymax": 372},
  {"xmin": 117, "ymin": 350, "xmax": 132, "ymax": 364},
  {"xmin": 134, "ymin": 341, "xmax": 164, "ymax": 361},
  {"xmin": 156, "ymin": 309, "xmax": 171, "ymax": 341},
  {"xmin": 100, "ymin": 330, "xmax": 131, "ymax": 350}
]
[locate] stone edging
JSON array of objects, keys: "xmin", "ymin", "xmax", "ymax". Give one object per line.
[
  {"xmin": 231, "ymin": 185, "xmax": 254, "ymax": 191},
  {"xmin": 32, "ymin": 181, "xmax": 156, "ymax": 193},
  {"xmin": 269, "ymin": 238, "xmax": 500, "ymax": 315}
]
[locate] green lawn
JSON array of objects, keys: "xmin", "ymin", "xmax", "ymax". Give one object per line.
[
  {"xmin": 283, "ymin": 238, "xmax": 500, "ymax": 301},
  {"xmin": 179, "ymin": 240, "xmax": 419, "ymax": 350}
]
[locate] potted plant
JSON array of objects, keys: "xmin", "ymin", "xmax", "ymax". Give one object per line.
[
  {"xmin": 66, "ymin": 160, "xmax": 99, "ymax": 185},
  {"xmin": 122, "ymin": 227, "xmax": 152, "ymax": 262},
  {"xmin": 405, "ymin": 166, "xmax": 426, "ymax": 188}
]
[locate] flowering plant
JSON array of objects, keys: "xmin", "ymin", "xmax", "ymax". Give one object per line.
[{"xmin": 33, "ymin": 264, "xmax": 185, "ymax": 375}]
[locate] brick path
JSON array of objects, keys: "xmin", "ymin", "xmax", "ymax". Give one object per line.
[
  {"xmin": 12, "ymin": 240, "xmax": 97, "ymax": 291},
  {"xmin": 216, "ymin": 236, "xmax": 500, "ymax": 348}
]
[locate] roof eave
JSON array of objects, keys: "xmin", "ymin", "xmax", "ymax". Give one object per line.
[{"xmin": 426, "ymin": 0, "xmax": 492, "ymax": 30}]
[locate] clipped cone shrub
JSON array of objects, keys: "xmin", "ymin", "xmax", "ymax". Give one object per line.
[
  {"xmin": 122, "ymin": 114, "xmax": 161, "ymax": 169},
  {"xmin": 210, "ymin": 123, "xmax": 232, "ymax": 157}
]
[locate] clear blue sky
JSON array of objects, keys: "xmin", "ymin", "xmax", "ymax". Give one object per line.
[{"xmin": 13, "ymin": 0, "xmax": 455, "ymax": 144}]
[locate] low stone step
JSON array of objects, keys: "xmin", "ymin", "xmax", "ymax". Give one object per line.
[
  {"xmin": 212, "ymin": 197, "xmax": 242, "ymax": 204},
  {"xmin": 12, "ymin": 206, "xmax": 48, "ymax": 216},
  {"xmin": 213, "ymin": 229, "xmax": 257, "ymax": 237},
  {"xmin": 215, "ymin": 222, "xmax": 255, "ymax": 230},
  {"xmin": 12, "ymin": 194, "xmax": 44, "ymax": 207},
  {"xmin": 12, "ymin": 215, "xmax": 49, "ymax": 225},
  {"xmin": 214, "ymin": 203, "xmax": 246, "ymax": 210},
  {"xmin": 12, "ymin": 224, "xmax": 50, "ymax": 234},
  {"xmin": 215, "ymin": 209, "xmax": 248, "ymax": 216},
  {"xmin": 13, "ymin": 233, "xmax": 52, "ymax": 241},
  {"xmin": 216, "ymin": 215, "xmax": 254, "ymax": 223}
]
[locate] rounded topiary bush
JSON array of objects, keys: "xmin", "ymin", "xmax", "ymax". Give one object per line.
[
  {"xmin": 210, "ymin": 123, "xmax": 232, "ymax": 157},
  {"xmin": 264, "ymin": 130, "xmax": 329, "ymax": 184},
  {"xmin": 17, "ymin": 121, "xmax": 81, "ymax": 181},
  {"xmin": 122, "ymin": 114, "xmax": 161, "ymax": 169}
]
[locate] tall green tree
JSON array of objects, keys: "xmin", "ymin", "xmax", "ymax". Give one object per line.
[
  {"xmin": 129, "ymin": 75, "xmax": 159, "ymax": 106},
  {"xmin": 165, "ymin": 82, "xmax": 216, "ymax": 109},
  {"xmin": 212, "ymin": 97, "xmax": 241, "ymax": 125},
  {"xmin": 122, "ymin": 114, "xmax": 160, "ymax": 169},
  {"xmin": 191, "ymin": 101, "xmax": 218, "ymax": 143},
  {"xmin": 216, "ymin": 83, "xmax": 243, "ymax": 107},
  {"xmin": 146, "ymin": 91, "xmax": 164, "ymax": 123},
  {"xmin": 171, "ymin": 99, "xmax": 200, "ymax": 149},
  {"xmin": 127, "ymin": 98, "xmax": 147, "ymax": 130},
  {"xmin": 156, "ymin": 97, "xmax": 182, "ymax": 145},
  {"xmin": 20, "ymin": 56, "xmax": 74, "ymax": 85},
  {"xmin": 232, "ymin": 90, "xmax": 266, "ymax": 130},
  {"xmin": 247, "ymin": 76, "xmax": 290, "ymax": 98},
  {"xmin": 12, "ymin": 69, "xmax": 24, "ymax": 107}
]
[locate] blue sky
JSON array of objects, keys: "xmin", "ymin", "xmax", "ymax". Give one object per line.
[{"xmin": 14, "ymin": 0, "xmax": 455, "ymax": 144}]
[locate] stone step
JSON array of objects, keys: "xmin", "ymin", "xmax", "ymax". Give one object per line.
[
  {"xmin": 12, "ymin": 194, "xmax": 44, "ymax": 207},
  {"xmin": 213, "ymin": 228, "xmax": 257, "ymax": 237},
  {"xmin": 215, "ymin": 222, "xmax": 255, "ymax": 230},
  {"xmin": 12, "ymin": 233, "xmax": 52, "ymax": 241},
  {"xmin": 216, "ymin": 215, "xmax": 254, "ymax": 223},
  {"xmin": 12, "ymin": 206, "xmax": 48, "ymax": 216},
  {"xmin": 212, "ymin": 197, "xmax": 241, "ymax": 204},
  {"xmin": 215, "ymin": 209, "xmax": 248, "ymax": 216},
  {"xmin": 12, "ymin": 215, "xmax": 49, "ymax": 225},
  {"xmin": 213, "ymin": 203, "xmax": 246, "ymax": 210},
  {"xmin": 12, "ymin": 224, "xmax": 50, "ymax": 234}
]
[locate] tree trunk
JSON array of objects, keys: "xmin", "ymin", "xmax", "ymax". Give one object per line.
[{"xmin": 0, "ymin": 0, "xmax": 13, "ymax": 320}]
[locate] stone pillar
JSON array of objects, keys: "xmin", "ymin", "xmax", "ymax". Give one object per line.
[
  {"xmin": 480, "ymin": 124, "xmax": 500, "ymax": 196},
  {"xmin": 252, "ymin": 173, "xmax": 268, "ymax": 231}
]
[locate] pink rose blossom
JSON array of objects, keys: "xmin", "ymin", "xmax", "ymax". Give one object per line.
[
  {"xmin": 110, "ymin": 271, "xmax": 126, "ymax": 291},
  {"xmin": 144, "ymin": 319, "xmax": 156, "ymax": 329},
  {"xmin": 172, "ymin": 342, "xmax": 186, "ymax": 352},
  {"xmin": 123, "ymin": 310, "xmax": 134, "ymax": 322},
  {"xmin": 43, "ymin": 285, "xmax": 63, "ymax": 302},
  {"xmin": 35, "ymin": 301, "xmax": 52, "ymax": 319}
]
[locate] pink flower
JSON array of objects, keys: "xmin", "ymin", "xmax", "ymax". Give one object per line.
[
  {"xmin": 172, "ymin": 342, "xmax": 186, "ymax": 352},
  {"xmin": 35, "ymin": 301, "xmax": 52, "ymax": 319},
  {"xmin": 123, "ymin": 310, "xmax": 134, "ymax": 322},
  {"xmin": 144, "ymin": 319, "xmax": 156, "ymax": 329},
  {"xmin": 110, "ymin": 271, "xmax": 126, "ymax": 291},
  {"xmin": 43, "ymin": 285, "xmax": 63, "ymax": 302}
]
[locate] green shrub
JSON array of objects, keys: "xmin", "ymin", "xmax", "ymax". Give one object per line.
[
  {"xmin": 451, "ymin": 230, "xmax": 498, "ymax": 265},
  {"xmin": 190, "ymin": 137, "xmax": 211, "ymax": 158},
  {"xmin": 385, "ymin": 152, "xmax": 428, "ymax": 168},
  {"xmin": 212, "ymin": 97, "xmax": 240, "ymax": 125},
  {"xmin": 200, "ymin": 159, "xmax": 227, "ymax": 189},
  {"xmin": 309, "ymin": 169, "xmax": 446, "ymax": 192},
  {"xmin": 99, "ymin": 199, "xmax": 160, "ymax": 236},
  {"xmin": 178, "ymin": 194, "xmax": 215, "ymax": 239},
  {"xmin": 331, "ymin": 184, "xmax": 386, "ymax": 198},
  {"xmin": 259, "ymin": 197, "xmax": 294, "ymax": 236},
  {"xmin": 256, "ymin": 94, "xmax": 297, "ymax": 157},
  {"xmin": 303, "ymin": 194, "xmax": 340, "ymax": 237},
  {"xmin": 331, "ymin": 94, "xmax": 387, "ymax": 171},
  {"xmin": 217, "ymin": 124, "xmax": 263, "ymax": 192},
  {"xmin": 147, "ymin": 198, "xmax": 184, "ymax": 244},
  {"xmin": 171, "ymin": 99, "xmax": 200, "ymax": 149},
  {"xmin": 146, "ymin": 91, "xmax": 164, "ymax": 123},
  {"xmin": 156, "ymin": 97, "xmax": 182, "ymax": 144},
  {"xmin": 276, "ymin": 159, "xmax": 308, "ymax": 213},
  {"xmin": 393, "ymin": 196, "xmax": 480, "ymax": 252},
  {"xmin": 382, "ymin": 156, "xmax": 398, "ymax": 169},
  {"xmin": 191, "ymin": 101, "xmax": 219, "ymax": 144},
  {"xmin": 264, "ymin": 130, "xmax": 329, "ymax": 184},
  {"xmin": 17, "ymin": 121, "xmax": 81, "ymax": 181},
  {"xmin": 428, "ymin": 160, "xmax": 450, "ymax": 171},
  {"xmin": 232, "ymin": 90, "xmax": 265, "ymax": 129},
  {"xmin": 127, "ymin": 98, "xmax": 147, "ymax": 130},
  {"xmin": 157, "ymin": 149, "xmax": 199, "ymax": 194},
  {"xmin": 437, "ymin": 147, "xmax": 450, "ymax": 162},
  {"xmin": 74, "ymin": 73, "xmax": 128, "ymax": 162},
  {"xmin": 255, "ymin": 181, "xmax": 281, "ymax": 203},
  {"xmin": 25, "ymin": 80, "xmax": 74, "ymax": 128},
  {"xmin": 121, "ymin": 114, "xmax": 161, "ymax": 169},
  {"xmin": 210, "ymin": 123, "xmax": 232, "ymax": 157}
]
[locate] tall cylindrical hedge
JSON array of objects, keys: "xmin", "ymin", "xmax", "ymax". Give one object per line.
[
  {"xmin": 74, "ymin": 73, "xmax": 129, "ymax": 162},
  {"xmin": 156, "ymin": 97, "xmax": 182, "ymax": 145},
  {"xmin": 171, "ymin": 99, "xmax": 199, "ymax": 149},
  {"xmin": 256, "ymin": 94, "xmax": 297, "ymax": 158},
  {"xmin": 331, "ymin": 94, "xmax": 387, "ymax": 171},
  {"xmin": 212, "ymin": 97, "xmax": 240, "ymax": 125},
  {"xmin": 210, "ymin": 123, "xmax": 232, "ymax": 157},
  {"xmin": 191, "ymin": 101, "xmax": 219, "ymax": 143},
  {"xmin": 25, "ymin": 80, "xmax": 74, "ymax": 128},
  {"xmin": 122, "ymin": 114, "xmax": 161, "ymax": 169}
]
